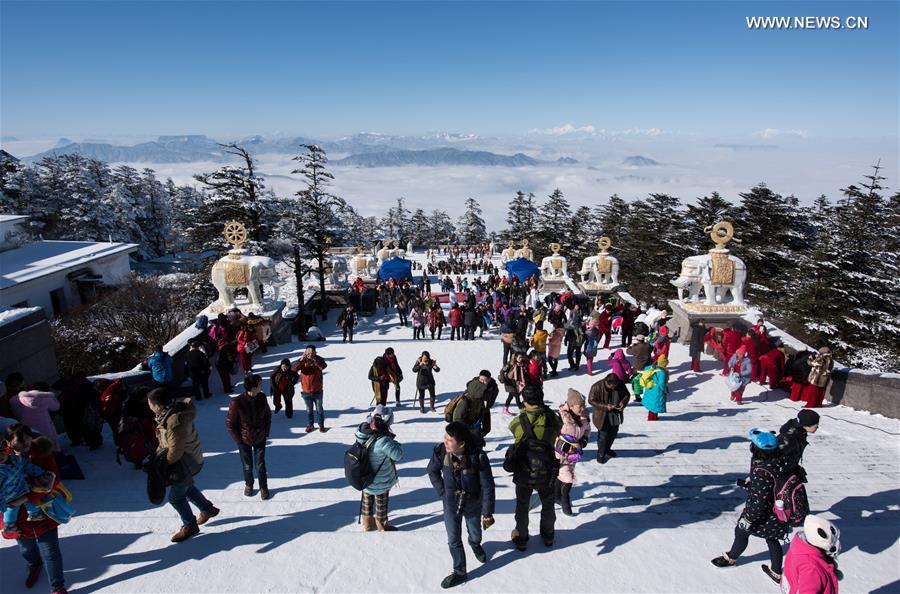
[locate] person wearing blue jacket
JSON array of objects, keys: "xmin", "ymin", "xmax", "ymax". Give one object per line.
[
  {"xmin": 427, "ymin": 422, "xmax": 495, "ymax": 589},
  {"xmin": 640, "ymin": 357, "xmax": 669, "ymax": 421},
  {"xmin": 145, "ymin": 346, "xmax": 175, "ymax": 387},
  {"xmin": 356, "ymin": 405, "xmax": 403, "ymax": 532}
]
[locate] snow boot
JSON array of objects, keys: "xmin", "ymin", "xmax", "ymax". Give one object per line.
[
  {"xmin": 761, "ymin": 565, "xmax": 781, "ymax": 584},
  {"xmin": 441, "ymin": 573, "xmax": 467, "ymax": 589},
  {"xmin": 560, "ymin": 482, "xmax": 574, "ymax": 516},
  {"xmin": 711, "ymin": 553, "xmax": 736, "ymax": 568},
  {"xmin": 244, "ymin": 485, "xmax": 253, "ymax": 497},
  {"xmin": 260, "ymin": 488, "xmax": 269, "ymax": 501},
  {"xmin": 305, "ymin": 424, "xmax": 314, "ymax": 433},
  {"xmin": 376, "ymin": 518, "xmax": 399, "ymax": 532},
  {"xmin": 430, "ymin": 396, "xmax": 436, "ymax": 412},
  {"xmin": 361, "ymin": 516, "xmax": 376, "ymax": 532}
]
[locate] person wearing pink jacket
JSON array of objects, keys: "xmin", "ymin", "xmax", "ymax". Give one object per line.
[
  {"xmin": 554, "ymin": 389, "xmax": 590, "ymax": 517},
  {"xmin": 607, "ymin": 349, "xmax": 633, "ymax": 382},
  {"xmin": 10, "ymin": 385, "xmax": 61, "ymax": 451},
  {"xmin": 781, "ymin": 514, "xmax": 842, "ymax": 594}
]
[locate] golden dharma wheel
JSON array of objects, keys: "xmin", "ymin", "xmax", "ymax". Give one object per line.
[
  {"xmin": 223, "ymin": 221, "xmax": 248, "ymax": 249},
  {"xmin": 521, "ymin": 239, "xmax": 530, "ymax": 248},
  {"xmin": 709, "ymin": 221, "xmax": 735, "ymax": 247},
  {"xmin": 597, "ymin": 237, "xmax": 612, "ymax": 252},
  {"xmin": 550, "ymin": 242, "xmax": 561, "ymax": 254}
]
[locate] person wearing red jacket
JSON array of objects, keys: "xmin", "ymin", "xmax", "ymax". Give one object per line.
[
  {"xmin": 596, "ymin": 303, "xmax": 619, "ymax": 350},
  {"xmin": 652, "ymin": 326, "xmax": 671, "ymax": 362},
  {"xmin": 1, "ymin": 426, "xmax": 70, "ymax": 594},
  {"xmin": 294, "ymin": 345, "xmax": 328, "ymax": 430},
  {"xmin": 758, "ymin": 343, "xmax": 787, "ymax": 390},
  {"xmin": 619, "ymin": 303, "xmax": 641, "ymax": 347},
  {"xmin": 742, "ymin": 332, "xmax": 760, "ymax": 383},
  {"xmin": 448, "ymin": 304, "xmax": 463, "ymax": 341},
  {"xmin": 235, "ymin": 324, "xmax": 255, "ymax": 373},
  {"xmin": 721, "ymin": 324, "xmax": 744, "ymax": 376},
  {"xmin": 526, "ymin": 351, "xmax": 544, "ymax": 385}
]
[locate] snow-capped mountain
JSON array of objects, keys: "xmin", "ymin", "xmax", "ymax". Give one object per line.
[{"xmin": 333, "ymin": 147, "xmax": 577, "ymax": 167}]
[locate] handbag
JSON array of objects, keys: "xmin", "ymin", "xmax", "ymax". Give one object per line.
[
  {"xmin": 244, "ymin": 339, "xmax": 260, "ymax": 354},
  {"xmin": 725, "ymin": 371, "xmax": 743, "ymax": 391}
]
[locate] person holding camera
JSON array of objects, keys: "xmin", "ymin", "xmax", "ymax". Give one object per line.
[{"xmin": 426, "ymin": 422, "xmax": 495, "ymax": 589}]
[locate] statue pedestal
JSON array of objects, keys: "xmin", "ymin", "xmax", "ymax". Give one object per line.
[
  {"xmin": 540, "ymin": 277, "xmax": 570, "ymax": 292},
  {"xmin": 578, "ymin": 281, "xmax": 622, "ymax": 296},
  {"xmin": 668, "ymin": 299, "xmax": 746, "ymax": 345}
]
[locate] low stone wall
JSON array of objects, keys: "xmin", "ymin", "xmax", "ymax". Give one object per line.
[
  {"xmin": 0, "ymin": 308, "xmax": 59, "ymax": 386},
  {"xmin": 825, "ymin": 368, "xmax": 900, "ymax": 420}
]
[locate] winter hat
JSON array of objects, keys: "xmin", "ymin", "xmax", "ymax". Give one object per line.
[
  {"xmin": 659, "ymin": 325, "xmax": 669, "ymax": 336},
  {"xmin": 566, "ymin": 388, "xmax": 586, "ymax": 408},
  {"xmin": 735, "ymin": 346, "xmax": 747, "ymax": 357},
  {"xmin": 748, "ymin": 428, "xmax": 777, "ymax": 451},
  {"xmin": 656, "ymin": 354, "xmax": 669, "ymax": 368},
  {"xmin": 803, "ymin": 515, "xmax": 841, "ymax": 557},
  {"xmin": 367, "ymin": 404, "xmax": 394, "ymax": 427},
  {"xmin": 798, "ymin": 409, "xmax": 820, "ymax": 427},
  {"xmin": 522, "ymin": 383, "xmax": 544, "ymax": 406}
]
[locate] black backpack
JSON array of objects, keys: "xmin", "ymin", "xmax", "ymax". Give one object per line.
[
  {"xmin": 504, "ymin": 409, "xmax": 560, "ymax": 489},
  {"xmin": 344, "ymin": 434, "xmax": 385, "ymax": 491}
]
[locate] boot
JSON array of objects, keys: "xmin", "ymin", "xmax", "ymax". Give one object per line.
[
  {"xmin": 375, "ymin": 518, "xmax": 399, "ymax": 532},
  {"xmin": 553, "ymin": 479, "xmax": 563, "ymax": 506},
  {"xmin": 430, "ymin": 396, "xmax": 436, "ymax": 413},
  {"xmin": 25, "ymin": 561, "xmax": 43, "ymax": 588},
  {"xmin": 441, "ymin": 573, "xmax": 467, "ymax": 589},
  {"xmin": 511, "ymin": 529, "xmax": 527, "ymax": 551},
  {"xmin": 560, "ymin": 482, "xmax": 574, "ymax": 516},
  {"xmin": 171, "ymin": 524, "xmax": 199, "ymax": 543},
  {"xmin": 361, "ymin": 516, "xmax": 376, "ymax": 532}
]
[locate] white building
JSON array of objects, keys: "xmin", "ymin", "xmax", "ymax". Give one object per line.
[{"xmin": 0, "ymin": 215, "xmax": 138, "ymax": 316}]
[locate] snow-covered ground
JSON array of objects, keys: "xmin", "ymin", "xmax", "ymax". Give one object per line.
[{"xmin": 3, "ymin": 263, "xmax": 898, "ymax": 594}]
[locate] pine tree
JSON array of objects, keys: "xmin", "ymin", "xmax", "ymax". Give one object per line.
[
  {"xmin": 279, "ymin": 144, "xmax": 347, "ymax": 321},
  {"xmin": 565, "ymin": 206, "xmax": 593, "ymax": 264},
  {"xmin": 429, "ymin": 209, "xmax": 456, "ymax": 245},
  {"xmin": 594, "ymin": 193, "xmax": 631, "ymax": 248},
  {"xmin": 535, "ymin": 188, "xmax": 572, "ymax": 258},
  {"xmin": 190, "ymin": 143, "xmax": 273, "ymax": 251},
  {"xmin": 684, "ymin": 191, "xmax": 737, "ymax": 253},
  {"xmin": 504, "ymin": 191, "xmax": 530, "ymax": 241},
  {"xmin": 408, "ymin": 208, "xmax": 430, "ymax": 246},
  {"xmin": 456, "ymin": 197, "xmax": 487, "ymax": 244}
]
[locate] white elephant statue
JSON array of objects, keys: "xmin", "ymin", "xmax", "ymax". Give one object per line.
[
  {"xmin": 500, "ymin": 241, "xmax": 517, "ymax": 265},
  {"xmin": 540, "ymin": 243, "xmax": 568, "ymax": 279},
  {"xmin": 578, "ymin": 254, "xmax": 620, "ymax": 287},
  {"xmin": 348, "ymin": 252, "xmax": 377, "ymax": 282},
  {"xmin": 671, "ymin": 253, "xmax": 747, "ymax": 306},
  {"xmin": 211, "ymin": 254, "xmax": 278, "ymax": 308}
]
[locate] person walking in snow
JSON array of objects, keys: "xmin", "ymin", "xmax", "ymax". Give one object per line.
[
  {"xmin": 295, "ymin": 345, "xmax": 328, "ymax": 431},
  {"xmin": 639, "ymin": 357, "xmax": 668, "ymax": 421},
  {"xmin": 711, "ymin": 428, "xmax": 789, "ymax": 584},
  {"xmin": 412, "ymin": 351, "xmax": 440, "ymax": 413},
  {"xmin": 555, "ymin": 389, "xmax": 590, "ymax": 515},
  {"xmin": 357, "ymin": 406, "xmax": 403, "ymax": 532},
  {"xmin": 607, "ymin": 349, "xmax": 633, "ymax": 384},
  {"xmin": 727, "ymin": 346, "xmax": 753, "ymax": 405},
  {"xmin": 148, "ymin": 388, "xmax": 219, "ymax": 543},
  {"xmin": 337, "ymin": 304, "xmax": 357, "ymax": 344},
  {"xmin": 368, "ymin": 357, "xmax": 394, "ymax": 407},
  {"xmin": 546, "ymin": 322, "xmax": 564, "ymax": 378},
  {"xmin": 383, "ymin": 348, "xmax": 404, "ymax": 406},
  {"xmin": 508, "ymin": 383, "xmax": 562, "ymax": 551},
  {"xmin": 429, "ymin": 305, "xmax": 446, "ymax": 340},
  {"xmin": 185, "ymin": 340, "xmax": 212, "ymax": 401},
  {"xmin": 780, "ymin": 515, "xmax": 842, "ymax": 594},
  {"xmin": 427, "ymin": 422, "xmax": 496, "ymax": 589},
  {"xmin": 411, "ymin": 305, "xmax": 426, "ymax": 340},
  {"xmin": 588, "ymin": 373, "xmax": 630, "ymax": 463},
  {"xmin": 269, "ymin": 359, "xmax": 299, "ymax": 418},
  {"xmin": 778, "ymin": 409, "xmax": 819, "ymax": 480},
  {"xmin": 689, "ymin": 321, "xmax": 706, "ymax": 372},
  {"xmin": 226, "ymin": 373, "xmax": 272, "ymax": 500}
]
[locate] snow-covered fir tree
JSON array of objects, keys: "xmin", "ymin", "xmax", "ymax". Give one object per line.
[{"xmin": 456, "ymin": 197, "xmax": 487, "ymax": 244}]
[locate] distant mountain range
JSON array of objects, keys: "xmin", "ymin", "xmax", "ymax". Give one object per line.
[
  {"xmin": 622, "ymin": 155, "xmax": 660, "ymax": 167},
  {"xmin": 20, "ymin": 133, "xmax": 578, "ymax": 167},
  {"xmin": 334, "ymin": 147, "xmax": 577, "ymax": 167}
]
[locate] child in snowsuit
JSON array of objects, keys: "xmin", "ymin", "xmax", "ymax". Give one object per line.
[
  {"xmin": 555, "ymin": 389, "xmax": 590, "ymax": 516},
  {"xmin": 1, "ymin": 444, "xmax": 52, "ymax": 535}
]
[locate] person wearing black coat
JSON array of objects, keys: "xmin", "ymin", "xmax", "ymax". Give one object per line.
[
  {"xmin": 412, "ymin": 351, "xmax": 441, "ymax": 413},
  {"xmin": 689, "ymin": 321, "xmax": 706, "ymax": 373},
  {"xmin": 712, "ymin": 429, "xmax": 789, "ymax": 583},
  {"xmin": 463, "ymin": 307, "xmax": 477, "ymax": 341},
  {"xmin": 778, "ymin": 409, "xmax": 819, "ymax": 479},
  {"xmin": 426, "ymin": 422, "xmax": 496, "ymax": 589},
  {"xmin": 185, "ymin": 340, "xmax": 212, "ymax": 400},
  {"xmin": 337, "ymin": 305, "xmax": 357, "ymax": 343}
]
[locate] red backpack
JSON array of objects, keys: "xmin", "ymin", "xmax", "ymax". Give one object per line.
[{"xmin": 117, "ymin": 417, "xmax": 153, "ymax": 469}]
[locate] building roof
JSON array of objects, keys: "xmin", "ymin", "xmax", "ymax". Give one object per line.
[
  {"xmin": 0, "ymin": 214, "xmax": 28, "ymax": 224},
  {"xmin": 0, "ymin": 240, "xmax": 138, "ymax": 290}
]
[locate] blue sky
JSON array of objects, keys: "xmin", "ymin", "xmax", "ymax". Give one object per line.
[{"xmin": 1, "ymin": 1, "xmax": 897, "ymax": 139}]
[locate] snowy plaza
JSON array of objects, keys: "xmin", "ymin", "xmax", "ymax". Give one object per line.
[{"xmin": 2, "ymin": 246, "xmax": 898, "ymax": 594}]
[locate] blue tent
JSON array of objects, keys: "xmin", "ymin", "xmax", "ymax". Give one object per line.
[
  {"xmin": 505, "ymin": 257, "xmax": 541, "ymax": 282},
  {"xmin": 377, "ymin": 257, "xmax": 413, "ymax": 282}
]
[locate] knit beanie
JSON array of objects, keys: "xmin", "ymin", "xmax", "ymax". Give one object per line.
[
  {"xmin": 798, "ymin": 409, "xmax": 820, "ymax": 427},
  {"xmin": 566, "ymin": 388, "xmax": 586, "ymax": 408}
]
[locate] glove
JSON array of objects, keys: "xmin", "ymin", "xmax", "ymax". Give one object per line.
[{"xmin": 481, "ymin": 515, "xmax": 495, "ymax": 530}]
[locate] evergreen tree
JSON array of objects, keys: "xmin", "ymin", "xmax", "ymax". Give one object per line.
[
  {"xmin": 594, "ymin": 193, "xmax": 631, "ymax": 247},
  {"xmin": 684, "ymin": 191, "xmax": 737, "ymax": 253},
  {"xmin": 565, "ymin": 206, "xmax": 593, "ymax": 263},
  {"xmin": 535, "ymin": 188, "xmax": 572, "ymax": 258},
  {"xmin": 456, "ymin": 197, "xmax": 487, "ymax": 244},
  {"xmin": 190, "ymin": 143, "xmax": 273, "ymax": 251},
  {"xmin": 408, "ymin": 208, "xmax": 430, "ymax": 246},
  {"xmin": 429, "ymin": 209, "xmax": 455, "ymax": 245},
  {"xmin": 278, "ymin": 144, "xmax": 347, "ymax": 322},
  {"xmin": 504, "ymin": 191, "xmax": 534, "ymax": 241}
]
